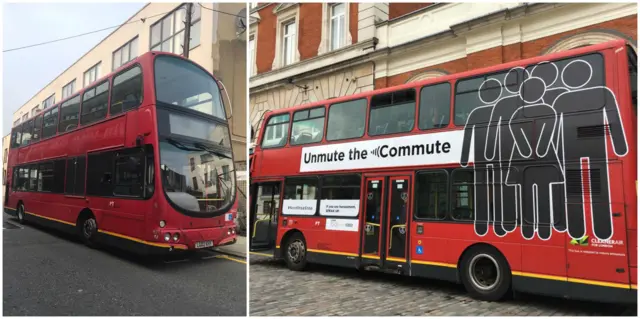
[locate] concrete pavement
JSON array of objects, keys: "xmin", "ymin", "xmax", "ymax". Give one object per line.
[{"xmin": 3, "ymin": 214, "xmax": 246, "ymax": 316}]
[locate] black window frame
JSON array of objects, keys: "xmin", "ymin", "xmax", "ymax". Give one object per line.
[
  {"xmin": 283, "ymin": 175, "xmax": 320, "ymax": 216},
  {"xmin": 41, "ymin": 105, "xmax": 60, "ymax": 139},
  {"xmin": 20, "ymin": 119, "xmax": 34, "ymax": 146},
  {"xmin": 109, "ymin": 63, "xmax": 144, "ymax": 117},
  {"xmin": 32, "ymin": 114, "xmax": 43, "ymax": 142},
  {"xmin": 450, "ymin": 168, "xmax": 475, "ymax": 222},
  {"xmin": 58, "ymin": 94, "xmax": 82, "ymax": 133},
  {"xmin": 65, "ymin": 156, "xmax": 86, "ymax": 196},
  {"xmin": 326, "ymin": 98, "xmax": 368, "ymax": 142},
  {"xmin": 414, "ymin": 169, "xmax": 449, "ymax": 221},
  {"xmin": 418, "ymin": 82, "xmax": 451, "ymax": 130},
  {"xmin": 368, "ymin": 88, "xmax": 417, "ymax": 136},
  {"xmin": 290, "ymin": 106, "xmax": 326, "ymax": 146},
  {"xmin": 318, "ymin": 173, "xmax": 362, "ymax": 218},
  {"xmin": 260, "ymin": 113, "xmax": 291, "ymax": 149},
  {"xmin": 80, "ymin": 79, "xmax": 111, "ymax": 126}
]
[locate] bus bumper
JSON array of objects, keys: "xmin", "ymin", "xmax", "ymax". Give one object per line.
[{"xmin": 180, "ymin": 227, "xmax": 237, "ymax": 250}]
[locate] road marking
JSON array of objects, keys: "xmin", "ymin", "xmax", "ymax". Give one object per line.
[
  {"xmin": 250, "ymin": 251, "xmax": 272, "ymax": 257},
  {"xmin": 3, "ymin": 220, "xmax": 24, "ymax": 229},
  {"xmin": 203, "ymin": 254, "xmax": 247, "ymax": 264},
  {"xmin": 164, "ymin": 259, "xmax": 190, "ymax": 264}
]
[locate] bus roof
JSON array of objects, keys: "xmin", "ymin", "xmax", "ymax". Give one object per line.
[
  {"xmin": 14, "ymin": 50, "xmax": 195, "ymax": 127},
  {"xmin": 263, "ymin": 39, "xmax": 628, "ymax": 117}
]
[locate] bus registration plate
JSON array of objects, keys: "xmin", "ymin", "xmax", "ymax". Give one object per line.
[{"xmin": 195, "ymin": 240, "xmax": 213, "ymax": 249}]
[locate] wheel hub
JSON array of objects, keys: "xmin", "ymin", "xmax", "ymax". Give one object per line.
[
  {"xmin": 287, "ymin": 240, "xmax": 305, "ymax": 263},
  {"xmin": 469, "ymin": 253, "xmax": 500, "ymax": 291},
  {"xmin": 83, "ymin": 219, "xmax": 96, "ymax": 238}
]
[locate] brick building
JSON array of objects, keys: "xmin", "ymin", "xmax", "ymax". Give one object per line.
[{"xmin": 248, "ymin": 2, "xmax": 637, "ymax": 147}]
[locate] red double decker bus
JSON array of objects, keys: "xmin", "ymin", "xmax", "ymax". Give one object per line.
[
  {"xmin": 4, "ymin": 51, "xmax": 238, "ymax": 254},
  {"xmin": 249, "ymin": 40, "xmax": 637, "ymax": 303}
]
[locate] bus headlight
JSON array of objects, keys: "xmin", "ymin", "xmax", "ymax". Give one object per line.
[
  {"xmin": 164, "ymin": 233, "xmax": 171, "ymax": 242},
  {"xmin": 160, "ymin": 220, "xmax": 166, "ymax": 228},
  {"xmin": 173, "ymin": 233, "xmax": 180, "ymax": 242}
]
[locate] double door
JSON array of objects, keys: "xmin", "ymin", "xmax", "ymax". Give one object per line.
[{"xmin": 361, "ymin": 175, "xmax": 411, "ymax": 269}]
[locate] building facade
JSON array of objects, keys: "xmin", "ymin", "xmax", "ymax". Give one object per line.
[
  {"xmin": 248, "ymin": 2, "xmax": 637, "ymax": 147},
  {"xmin": 9, "ymin": 2, "xmax": 248, "ymax": 172}
]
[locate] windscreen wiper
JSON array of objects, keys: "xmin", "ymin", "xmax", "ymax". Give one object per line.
[{"xmin": 193, "ymin": 142, "xmax": 232, "ymax": 159}]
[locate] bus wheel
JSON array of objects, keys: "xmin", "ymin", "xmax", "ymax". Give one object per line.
[
  {"xmin": 80, "ymin": 214, "xmax": 98, "ymax": 248},
  {"xmin": 284, "ymin": 233, "xmax": 307, "ymax": 271},
  {"xmin": 16, "ymin": 204, "xmax": 25, "ymax": 224},
  {"xmin": 460, "ymin": 247, "xmax": 511, "ymax": 301}
]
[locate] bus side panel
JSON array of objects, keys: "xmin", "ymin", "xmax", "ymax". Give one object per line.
[
  {"xmin": 411, "ymin": 223, "xmax": 522, "ymax": 275},
  {"xmin": 278, "ymin": 216, "xmax": 359, "ymax": 267},
  {"xmin": 81, "ymin": 116, "xmax": 127, "ymax": 152}
]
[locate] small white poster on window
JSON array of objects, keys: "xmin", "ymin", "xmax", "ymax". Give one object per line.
[
  {"xmin": 325, "ymin": 218, "xmax": 359, "ymax": 232},
  {"xmin": 282, "ymin": 199, "xmax": 317, "ymax": 215},
  {"xmin": 319, "ymin": 200, "xmax": 360, "ymax": 217}
]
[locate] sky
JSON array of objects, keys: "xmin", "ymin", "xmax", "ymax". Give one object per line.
[{"xmin": 2, "ymin": 2, "xmax": 146, "ymax": 136}]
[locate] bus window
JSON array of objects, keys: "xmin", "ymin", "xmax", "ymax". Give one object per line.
[
  {"xmin": 87, "ymin": 151, "xmax": 115, "ymax": 197},
  {"xmin": 454, "ymin": 69, "xmax": 518, "ymax": 126},
  {"xmin": 291, "ymin": 107, "xmax": 325, "ymax": 145},
  {"xmin": 32, "ymin": 114, "xmax": 43, "ymax": 142},
  {"xmin": 320, "ymin": 174, "xmax": 361, "ymax": 217},
  {"xmin": 20, "ymin": 120, "xmax": 34, "ymax": 146},
  {"xmin": 42, "ymin": 106, "xmax": 59, "ymax": 139},
  {"xmin": 10, "ymin": 126, "xmax": 21, "ymax": 148},
  {"xmin": 451, "ymin": 169, "xmax": 474, "ymax": 221},
  {"xmin": 28, "ymin": 164, "xmax": 38, "ymax": 191},
  {"xmin": 419, "ymin": 82, "xmax": 451, "ymax": 130},
  {"xmin": 110, "ymin": 66, "xmax": 143, "ymax": 116},
  {"xmin": 369, "ymin": 89, "xmax": 416, "ymax": 136},
  {"xmin": 59, "ymin": 95, "xmax": 81, "ymax": 133},
  {"xmin": 415, "ymin": 170, "xmax": 448, "ymax": 220},
  {"xmin": 114, "ymin": 152, "xmax": 144, "ymax": 197},
  {"xmin": 326, "ymin": 99, "xmax": 367, "ymax": 141},
  {"xmin": 284, "ymin": 177, "xmax": 318, "ymax": 200},
  {"xmin": 261, "ymin": 114, "xmax": 290, "ymax": 148},
  {"xmin": 17, "ymin": 167, "xmax": 29, "ymax": 191},
  {"xmin": 81, "ymin": 80, "xmax": 110, "ymax": 125},
  {"xmin": 65, "ymin": 156, "xmax": 86, "ymax": 196},
  {"xmin": 628, "ymin": 46, "xmax": 637, "ymax": 114}
]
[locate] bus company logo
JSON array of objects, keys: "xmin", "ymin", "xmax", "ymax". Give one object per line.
[{"xmin": 570, "ymin": 236, "xmax": 589, "ymax": 246}]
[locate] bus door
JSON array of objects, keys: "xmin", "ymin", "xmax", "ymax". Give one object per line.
[
  {"xmin": 249, "ymin": 181, "xmax": 281, "ymax": 251},
  {"xmin": 361, "ymin": 175, "xmax": 411, "ymax": 271}
]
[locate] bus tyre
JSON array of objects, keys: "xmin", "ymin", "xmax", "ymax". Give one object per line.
[
  {"xmin": 460, "ymin": 247, "xmax": 511, "ymax": 301},
  {"xmin": 79, "ymin": 215, "xmax": 98, "ymax": 248},
  {"xmin": 16, "ymin": 204, "xmax": 25, "ymax": 224},
  {"xmin": 284, "ymin": 233, "xmax": 307, "ymax": 271}
]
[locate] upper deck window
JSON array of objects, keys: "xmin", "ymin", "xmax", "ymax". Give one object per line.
[
  {"xmin": 261, "ymin": 113, "xmax": 290, "ymax": 149},
  {"xmin": 454, "ymin": 69, "xmax": 520, "ymax": 126},
  {"xmin": 369, "ymin": 89, "xmax": 416, "ymax": 136},
  {"xmin": 20, "ymin": 119, "xmax": 34, "ymax": 146},
  {"xmin": 58, "ymin": 95, "xmax": 81, "ymax": 133},
  {"xmin": 419, "ymin": 82, "xmax": 450, "ymax": 130},
  {"xmin": 32, "ymin": 114, "xmax": 43, "ymax": 142},
  {"xmin": 154, "ymin": 55, "xmax": 225, "ymax": 119},
  {"xmin": 42, "ymin": 106, "xmax": 59, "ymax": 139},
  {"xmin": 81, "ymin": 80, "xmax": 110, "ymax": 125},
  {"xmin": 628, "ymin": 46, "xmax": 637, "ymax": 114},
  {"xmin": 110, "ymin": 65, "xmax": 143, "ymax": 116},
  {"xmin": 291, "ymin": 107, "xmax": 325, "ymax": 146},
  {"xmin": 326, "ymin": 99, "xmax": 367, "ymax": 141}
]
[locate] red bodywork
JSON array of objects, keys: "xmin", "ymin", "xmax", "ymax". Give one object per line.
[
  {"xmin": 5, "ymin": 51, "xmax": 237, "ymax": 253},
  {"xmin": 251, "ymin": 40, "xmax": 637, "ymax": 300}
]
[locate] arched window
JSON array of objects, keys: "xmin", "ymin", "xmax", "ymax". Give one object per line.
[
  {"xmin": 406, "ymin": 70, "xmax": 449, "ymax": 84},
  {"xmin": 544, "ymin": 31, "xmax": 637, "ymax": 54}
]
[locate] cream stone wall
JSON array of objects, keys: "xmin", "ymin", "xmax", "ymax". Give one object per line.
[{"xmin": 10, "ymin": 2, "xmax": 247, "ymax": 164}]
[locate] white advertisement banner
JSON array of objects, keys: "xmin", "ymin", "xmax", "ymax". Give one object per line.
[
  {"xmin": 282, "ymin": 199, "xmax": 317, "ymax": 215},
  {"xmin": 325, "ymin": 218, "xmax": 359, "ymax": 232},
  {"xmin": 319, "ymin": 200, "xmax": 360, "ymax": 217},
  {"xmin": 300, "ymin": 130, "xmax": 472, "ymax": 172}
]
